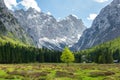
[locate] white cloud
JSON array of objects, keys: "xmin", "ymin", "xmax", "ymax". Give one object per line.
[
  {"xmin": 4, "ymin": 0, "xmax": 41, "ymax": 12},
  {"xmin": 19, "ymin": 0, "xmax": 41, "ymax": 12},
  {"xmin": 4, "ymin": 0, "xmax": 17, "ymax": 10},
  {"xmin": 87, "ymin": 13, "xmax": 97, "ymax": 21},
  {"xmin": 94, "ymin": 0, "xmax": 108, "ymax": 3}
]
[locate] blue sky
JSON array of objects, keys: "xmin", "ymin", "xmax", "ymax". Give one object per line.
[{"xmin": 4, "ymin": 0, "xmax": 113, "ymax": 27}]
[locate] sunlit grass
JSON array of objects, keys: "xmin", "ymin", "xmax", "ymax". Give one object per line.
[{"xmin": 0, "ymin": 63, "xmax": 119, "ymax": 80}]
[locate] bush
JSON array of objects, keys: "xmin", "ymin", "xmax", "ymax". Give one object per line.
[
  {"xmin": 56, "ymin": 71, "xmax": 74, "ymax": 78},
  {"xmin": 89, "ymin": 71, "xmax": 115, "ymax": 77}
]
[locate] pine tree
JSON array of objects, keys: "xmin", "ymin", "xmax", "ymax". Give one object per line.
[{"xmin": 98, "ymin": 54, "xmax": 106, "ymax": 64}]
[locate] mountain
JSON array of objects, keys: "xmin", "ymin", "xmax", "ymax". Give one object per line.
[
  {"xmin": 72, "ymin": 0, "xmax": 120, "ymax": 51},
  {"xmin": 13, "ymin": 8, "xmax": 86, "ymax": 50},
  {"xmin": 0, "ymin": 0, "xmax": 34, "ymax": 45}
]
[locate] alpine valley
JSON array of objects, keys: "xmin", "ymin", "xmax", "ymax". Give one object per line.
[
  {"xmin": 1, "ymin": 0, "xmax": 120, "ymax": 79},
  {"xmin": 1, "ymin": 0, "xmax": 120, "ymax": 51}
]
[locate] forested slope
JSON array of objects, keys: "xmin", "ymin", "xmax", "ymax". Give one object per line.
[
  {"xmin": 75, "ymin": 37, "xmax": 120, "ymax": 63},
  {"xmin": 0, "ymin": 36, "xmax": 61, "ymax": 63}
]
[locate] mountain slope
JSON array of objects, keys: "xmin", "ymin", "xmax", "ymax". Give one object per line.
[
  {"xmin": 0, "ymin": 0, "xmax": 34, "ymax": 46},
  {"xmin": 82, "ymin": 37, "xmax": 120, "ymax": 54},
  {"xmin": 76, "ymin": 37, "xmax": 120, "ymax": 63},
  {"xmin": 13, "ymin": 8, "xmax": 86, "ymax": 50},
  {"xmin": 72, "ymin": 0, "xmax": 120, "ymax": 51}
]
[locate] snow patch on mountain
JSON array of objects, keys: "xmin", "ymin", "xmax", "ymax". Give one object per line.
[{"xmin": 13, "ymin": 8, "xmax": 86, "ymax": 50}]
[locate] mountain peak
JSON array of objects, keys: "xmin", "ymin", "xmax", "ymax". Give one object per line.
[
  {"xmin": 28, "ymin": 7, "xmax": 35, "ymax": 11},
  {"xmin": 72, "ymin": 0, "xmax": 120, "ymax": 51},
  {"xmin": 64, "ymin": 14, "xmax": 79, "ymax": 21},
  {"xmin": 67, "ymin": 14, "xmax": 78, "ymax": 19},
  {"xmin": 27, "ymin": 7, "xmax": 38, "ymax": 13},
  {"xmin": 14, "ymin": 9, "xmax": 86, "ymax": 50}
]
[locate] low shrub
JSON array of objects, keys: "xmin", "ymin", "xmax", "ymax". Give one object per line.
[
  {"xmin": 89, "ymin": 71, "xmax": 115, "ymax": 77},
  {"xmin": 56, "ymin": 71, "xmax": 74, "ymax": 78}
]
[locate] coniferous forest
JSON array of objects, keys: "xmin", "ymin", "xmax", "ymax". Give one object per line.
[
  {"xmin": 0, "ymin": 38, "xmax": 61, "ymax": 63},
  {"xmin": 0, "ymin": 35, "xmax": 120, "ymax": 64}
]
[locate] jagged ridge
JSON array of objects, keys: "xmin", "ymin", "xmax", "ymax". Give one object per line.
[
  {"xmin": 13, "ymin": 8, "xmax": 86, "ymax": 50},
  {"xmin": 72, "ymin": 0, "xmax": 120, "ymax": 51}
]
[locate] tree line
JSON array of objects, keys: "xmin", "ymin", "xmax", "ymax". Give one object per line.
[
  {"xmin": 74, "ymin": 37, "xmax": 120, "ymax": 64},
  {"xmin": 0, "ymin": 41, "xmax": 61, "ymax": 63},
  {"xmin": 1, "ymin": 37, "xmax": 120, "ymax": 64}
]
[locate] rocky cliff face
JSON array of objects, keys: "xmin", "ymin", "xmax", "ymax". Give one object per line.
[
  {"xmin": 72, "ymin": 0, "xmax": 120, "ymax": 51},
  {"xmin": 14, "ymin": 8, "xmax": 86, "ymax": 50},
  {"xmin": 0, "ymin": 0, "xmax": 34, "ymax": 45}
]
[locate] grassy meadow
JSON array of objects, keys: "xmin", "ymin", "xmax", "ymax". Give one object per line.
[{"xmin": 0, "ymin": 63, "xmax": 120, "ymax": 80}]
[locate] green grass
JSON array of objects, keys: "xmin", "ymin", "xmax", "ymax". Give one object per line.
[
  {"xmin": 0, "ymin": 63, "xmax": 120, "ymax": 80},
  {"xmin": 0, "ymin": 35, "xmax": 29, "ymax": 47},
  {"xmin": 0, "ymin": 31, "xmax": 35, "ymax": 47},
  {"xmin": 0, "ymin": 70, "xmax": 7, "ymax": 76}
]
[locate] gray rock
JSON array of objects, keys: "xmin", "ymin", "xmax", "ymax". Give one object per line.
[
  {"xmin": 0, "ymin": 0, "xmax": 34, "ymax": 46},
  {"xmin": 13, "ymin": 8, "xmax": 86, "ymax": 50},
  {"xmin": 72, "ymin": 0, "xmax": 120, "ymax": 51}
]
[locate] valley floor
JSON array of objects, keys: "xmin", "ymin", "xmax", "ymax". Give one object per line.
[{"xmin": 0, "ymin": 63, "xmax": 120, "ymax": 80}]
